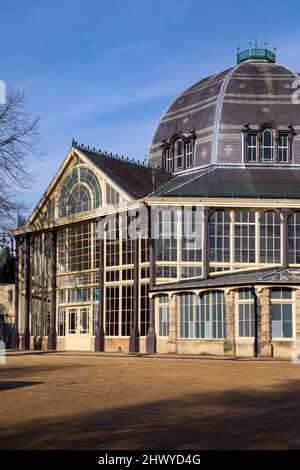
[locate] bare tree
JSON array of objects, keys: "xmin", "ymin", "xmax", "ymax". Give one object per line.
[{"xmin": 0, "ymin": 89, "xmax": 41, "ymax": 230}]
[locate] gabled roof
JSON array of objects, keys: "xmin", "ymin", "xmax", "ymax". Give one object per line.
[
  {"xmin": 151, "ymin": 267, "xmax": 300, "ymax": 292},
  {"xmin": 76, "ymin": 145, "xmax": 172, "ymax": 199},
  {"xmin": 153, "ymin": 165, "xmax": 300, "ymax": 199},
  {"xmin": 21, "ymin": 144, "xmax": 172, "ymax": 228}
]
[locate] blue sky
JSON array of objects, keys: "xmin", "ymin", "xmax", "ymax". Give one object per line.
[{"xmin": 1, "ymin": 0, "xmax": 300, "ymax": 213}]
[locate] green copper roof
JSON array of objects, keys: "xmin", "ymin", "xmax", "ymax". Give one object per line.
[{"xmin": 237, "ymin": 48, "xmax": 276, "ymax": 64}]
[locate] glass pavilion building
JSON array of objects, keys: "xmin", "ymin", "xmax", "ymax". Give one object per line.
[{"xmin": 12, "ymin": 48, "xmax": 300, "ymax": 357}]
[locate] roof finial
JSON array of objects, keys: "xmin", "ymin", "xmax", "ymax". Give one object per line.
[
  {"xmin": 264, "ymin": 33, "xmax": 267, "ymax": 48},
  {"xmin": 237, "ymin": 40, "xmax": 240, "ymax": 53},
  {"xmin": 72, "ymin": 138, "xmax": 75, "ymax": 146},
  {"xmin": 248, "ymin": 34, "xmax": 252, "ymax": 49},
  {"xmin": 254, "ymin": 33, "xmax": 258, "ymax": 48}
]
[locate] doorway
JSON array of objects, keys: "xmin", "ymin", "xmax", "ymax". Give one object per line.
[{"xmin": 65, "ymin": 306, "xmax": 91, "ymax": 350}]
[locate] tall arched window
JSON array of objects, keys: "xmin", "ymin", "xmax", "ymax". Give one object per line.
[
  {"xmin": 288, "ymin": 212, "xmax": 300, "ymax": 264},
  {"xmin": 59, "ymin": 167, "xmax": 102, "ymax": 217},
  {"xmin": 259, "ymin": 211, "xmax": 281, "ymax": 263},
  {"xmin": 209, "ymin": 210, "xmax": 231, "ymax": 263},
  {"xmin": 174, "ymin": 139, "xmax": 183, "ymax": 170},
  {"xmin": 261, "ymin": 128, "xmax": 274, "ymax": 162}
]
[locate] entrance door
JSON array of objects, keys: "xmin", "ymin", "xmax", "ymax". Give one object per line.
[{"xmin": 65, "ymin": 306, "xmax": 91, "ymax": 351}]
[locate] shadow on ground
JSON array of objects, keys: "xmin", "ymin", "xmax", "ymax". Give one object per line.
[
  {"xmin": 1, "ymin": 378, "xmax": 300, "ymax": 450},
  {"xmin": 1, "ymin": 363, "xmax": 91, "ymax": 378},
  {"xmin": 0, "ymin": 381, "xmax": 42, "ymax": 392}
]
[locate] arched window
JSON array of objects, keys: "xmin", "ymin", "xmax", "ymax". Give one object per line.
[
  {"xmin": 59, "ymin": 167, "xmax": 102, "ymax": 217},
  {"xmin": 174, "ymin": 139, "xmax": 183, "ymax": 170},
  {"xmin": 209, "ymin": 210, "xmax": 231, "ymax": 263},
  {"xmin": 68, "ymin": 184, "xmax": 91, "ymax": 214},
  {"xmin": 259, "ymin": 211, "xmax": 281, "ymax": 263},
  {"xmin": 261, "ymin": 128, "xmax": 274, "ymax": 162},
  {"xmin": 288, "ymin": 212, "xmax": 300, "ymax": 264},
  {"xmin": 179, "ymin": 291, "xmax": 225, "ymax": 339}
]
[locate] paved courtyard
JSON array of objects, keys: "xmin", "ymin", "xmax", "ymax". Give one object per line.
[{"xmin": 1, "ymin": 351, "xmax": 300, "ymax": 449}]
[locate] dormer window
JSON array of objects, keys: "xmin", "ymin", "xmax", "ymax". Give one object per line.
[
  {"xmin": 244, "ymin": 125, "xmax": 293, "ymax": 164},
  {"xmin": 174, "ymin": 139, "xmax": 183, "ymax": 170},
  {"xmin": 261, "ymin": 129, "xmax": 274, "ymax": 162},
  {"xmin": 185, "ymin": 141, "xmax": 193, "ymax": 168},
  {"xmin": 165, "ymin": 148, "xmax": 173, "ymax": 173},
  {"xmin": 278, "ymin": 134, "xmax": 288, "ymax": 162},
  {"xmin": 162, "ymin": 133, "xmax": 195, "ymax": 173},
  {"xmin": 247, "ymin": 134, "xmax": 257, "ymax": 162}
]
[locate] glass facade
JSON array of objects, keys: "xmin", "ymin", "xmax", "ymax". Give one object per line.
[
  {"xmin": 179, "ymin": 291, "xmax": 225, "ymax": 339},
  {"xmin": 209, "ymin": 210, "xmax": 231, "ymax": 264},
  {"xmin": 234, "ymin": 211, "xmax": 255, "ymax": 263},
  {"xmin": 259, "ymin": 211, "xmax": 281, "ymax": 264},
  {"xmin": 24, "ymin": 177, "xmax": 300, "ymax": 351},
  {"xmin": 155, "ymin": 207, "xmax": 203, "ymax": 280},
  {"xmin": 288, "ymin": 212, "xmax": 300, "ymax": 264},
  {"xmin": 209, "ymin": 209, "xmax": 282, "ymax": 272},
  {"xmin": 31, "ymin": 232, "xmax": 52, "ymax": 337}
]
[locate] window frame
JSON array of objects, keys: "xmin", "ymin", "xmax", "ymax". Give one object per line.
[
  {"xmin": 233, "ymin": 210, "xmax": 256, "ymax": 263},
  {"xmin": 185, "ymin": 141, "xmax": 193, "ymax": 168},
  {"xmin": 236, "ymin": 289, "xmax": 255, "ymax": 339},
  {"xmin": 156, "ymin": 294, "xmax": 169, "ymax": 338},
  {"xmin": 165, "ymin": 147, "xmax": 173, "ymax": 173},
  {"xmin": 259, "ymin": 211, "xmax": 281, "ymax": 264},
  {"xmin": 288, "ymin": 212, "xmax": 300, "ymax": 264},
  {"xmin": 271, "ymin": 287, "xmax": 295, "ymax": 340},
  {"xmin": 174, "ymin": 139, "xmax": 183, "ymax": 171},
  {"xmin": 179, "ymin": 291, "xmax": 225, "ymax": 340},
  {"xmin": 246, "ymin": 133, "xmax": 257, "ymax": 162},
  {"xmin": 278, "ymin": 134, "xmax": 289, "ymax": 163},
  {"xmin": 261, "ymin": 128, "xmax": 275, "ymax": 162}
]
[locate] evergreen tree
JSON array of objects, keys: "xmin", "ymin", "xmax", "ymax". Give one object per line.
[{"xmin": 0, "ymin": 247, "xmax": 15, "ymax": 283}]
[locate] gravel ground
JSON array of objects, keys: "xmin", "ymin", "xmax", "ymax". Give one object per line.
[{"xmin": 1, "ymin": 351, "xmax": 300, "ymax": 450}]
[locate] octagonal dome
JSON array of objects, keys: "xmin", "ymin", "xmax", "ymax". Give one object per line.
[{"xmin": 149, "ymin": 57, "xmax": 300, "ymax": 170}]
